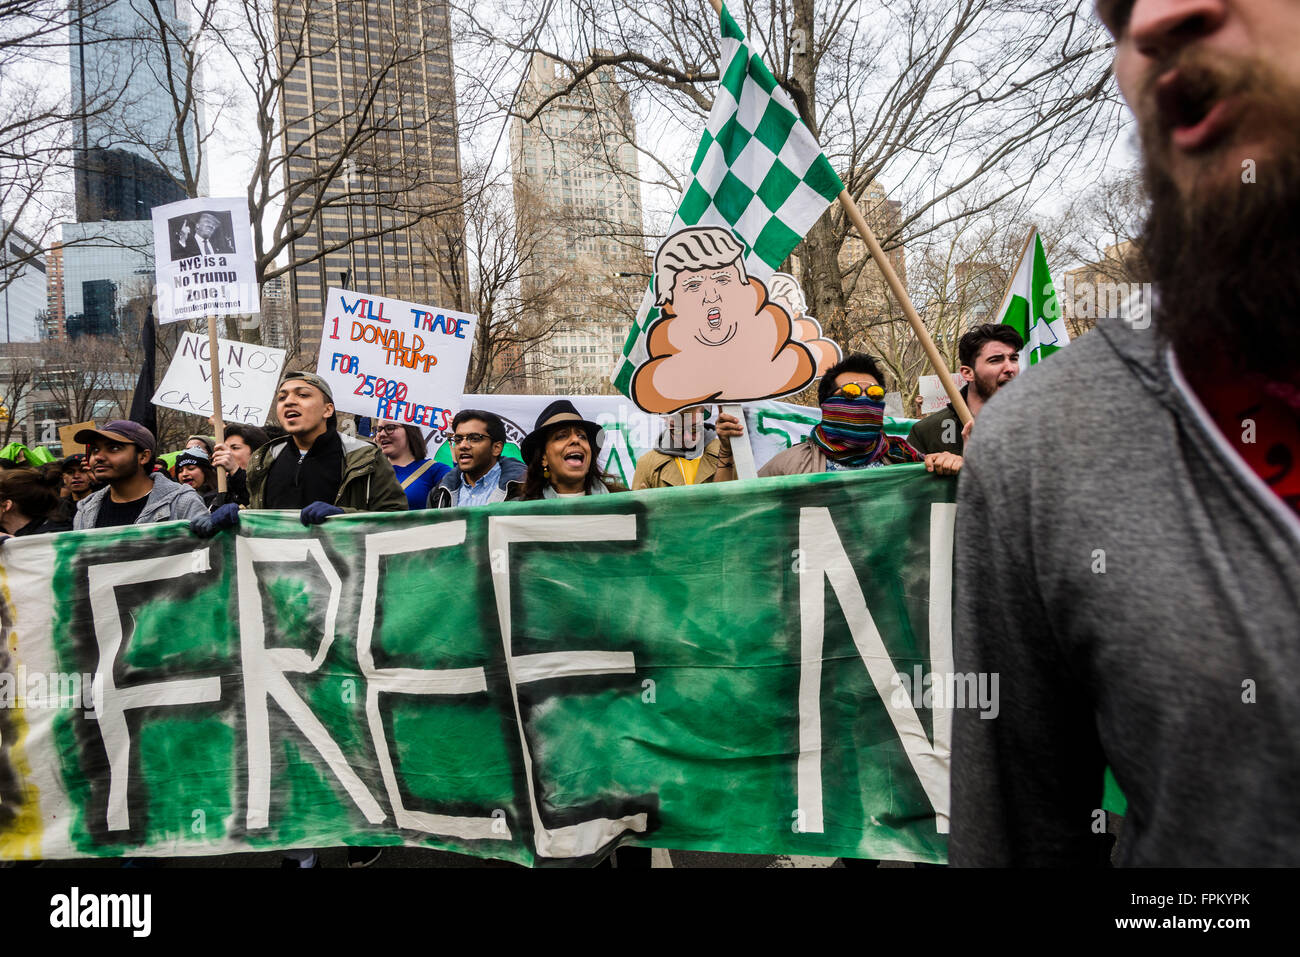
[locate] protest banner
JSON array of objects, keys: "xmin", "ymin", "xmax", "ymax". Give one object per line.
[
  {"xmin": 316, "ymin": 288, "xmax": 477, "ymax": 430},
  {"xmin": 431, "ymin": 394, "xmax": 916, "ymax": 488},
  {"xmin": 0, "ymin": 468, "xmax": 957, "ymax": 866},
  {"xmin": 152, "ymin": 332, "xmax": 287, "ymax": 426},
  {"xmin": 151, "ymin": 197, "xmax": 259, "ymax": 324}
]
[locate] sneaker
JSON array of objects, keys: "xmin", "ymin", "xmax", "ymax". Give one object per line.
[{"xmin": 347, "ymin": 846, "xmax": 383, "ymax": 868}]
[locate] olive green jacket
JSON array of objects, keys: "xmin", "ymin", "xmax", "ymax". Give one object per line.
[{"xmin": 245, "ymin": 431, "xmax": 408, "ymax": 513}]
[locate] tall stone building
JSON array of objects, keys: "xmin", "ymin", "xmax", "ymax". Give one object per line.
[
  {"xmin": 276, "ymin": 0, "xmax": 465, "ymax": 360},
  {"xmin": 508, "ymin": 54, "xmax": 646, "ymax": 394}
]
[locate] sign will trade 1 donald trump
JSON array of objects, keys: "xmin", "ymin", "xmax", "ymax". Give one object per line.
[
  {"xmin": 315, "ymin": 287, "xmax": 477, "ymax": 431},
  {"xmin": 151, "ymin": 197, "xmax": 259, "ymax": 323}
]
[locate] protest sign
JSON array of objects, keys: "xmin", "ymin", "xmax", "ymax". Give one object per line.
[
  {"xmin": 151, "ymin": 197, "xmax": 259, "ymax": 323},
  {"xmin": 58, "ymin": 421, "xmax": 95, "ymax": 456},
  {"xmin": 316, "ymin": 288, "xmax": 476, "ymax": 430},
  {"xmin": 919, "ymin": 373, "xmax": 964, "ymax": 415},
  {"xmin": 0, "ymin": 468, "xmax": 956, "ymax": 866},
  {"xmin": 151, "ymin": 332, "xmax": 286, "ymax": 425}
]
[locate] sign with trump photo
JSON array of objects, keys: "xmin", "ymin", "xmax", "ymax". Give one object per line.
[{"xmin": 151, "ymin": 197, "xmax": 259, "ymax": 323}]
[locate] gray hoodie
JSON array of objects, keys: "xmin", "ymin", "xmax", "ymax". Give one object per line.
[
  {"xmin": 73, "ymin": 471, "xmax": 210, "ymax": 530},
  {"xmin": 950, "ymin": 316, "xmax": 1300, "ymax": 866}
]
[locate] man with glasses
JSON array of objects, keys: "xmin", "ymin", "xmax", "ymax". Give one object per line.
[
  {"xmin": 428, "ymin": 409, "xmax": 526, "ymax": 508},
  {"xmin": 757, "ymin": 353, "xmax": 962, "ymax": 477}
]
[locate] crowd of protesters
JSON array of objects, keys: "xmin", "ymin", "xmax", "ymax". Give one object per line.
[
  {"xmin": 0, "ymin": 331, "xmax": 1015, "ymax": 869},
  {"xmin": 0, "ymin": 324, "xmax": 1024, "ymax": 545}
]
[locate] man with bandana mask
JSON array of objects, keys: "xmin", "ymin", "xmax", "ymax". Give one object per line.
[
  {"xmin": 951, "ymin": 0, "xmax": 1300, "ymax": 865},
  {"xmin": 632, "ymin": 407, "xmax": 744, "ymax": 489},
  {"xmin": 758, "ymin": 354, "xmax": 962, "ymax": 477}
]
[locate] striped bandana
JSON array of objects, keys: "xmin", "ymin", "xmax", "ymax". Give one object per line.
[{"xmin": 811, "ymin": 394, "xmax": 920, "ymax": 468}]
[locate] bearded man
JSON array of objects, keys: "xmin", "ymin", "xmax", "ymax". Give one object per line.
[
  {"xmin": 950, "ymin": 0, "xmax": 1300, "ymax": 865},
  {"xmin": 907, "ymin": 324, "xmax": 1023, "ymax": 455}
]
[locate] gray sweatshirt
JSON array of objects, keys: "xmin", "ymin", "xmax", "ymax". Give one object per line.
[
  {"xmin": 950, "ymin": 316, "xmax": 1300, "ymax": 866},
  {"xmin": 73, "ymin": 471, "xmax": 209, "ymax": 530}
]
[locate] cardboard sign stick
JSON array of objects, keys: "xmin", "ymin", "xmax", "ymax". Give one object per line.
[
  {"xmin": 701, "ymin": 0, "xmax": 971, "ymax": 427},
  {"xmin": 206, "ymin": 315, "xmax": 228, "ymax": 493},
  {"xmin": 721, "ymin": 403, "xmax": 758, "ymax": 480}
]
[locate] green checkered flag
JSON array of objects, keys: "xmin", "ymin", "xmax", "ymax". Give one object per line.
[{"xmin": 611, "ymin": 2, "xmax": 845, "ymax": 399}]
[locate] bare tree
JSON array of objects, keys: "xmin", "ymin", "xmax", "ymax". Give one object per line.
[
  {"xmin": 0, "ymin": 349, "xmax": 38, "ymax": 444},
  {"xmin": 0, "ymin": 0, "xmax": 126, "ymax": 292},
  {"xmin": 420, "ymin": 171, "xmax": 579, "ymax": 394},
  {"xmin": 456, "ymin": 0, "xmax": 1126, "ymax": 346}
]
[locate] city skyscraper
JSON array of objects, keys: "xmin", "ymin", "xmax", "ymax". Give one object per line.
[
  {"xmin": 70, "ymin": 0, "xmax": 200, "ymax": 220},
  {"xmin": 509, "ymin": 53, "xmax": 646, "ymax": 394},
  {"xmin": 57, "ymin": 0, "xmax": 202, "ymax": 341},
  {"xmin": 276, "ymin": 0, "xmax": 465, "ymax": 359}
]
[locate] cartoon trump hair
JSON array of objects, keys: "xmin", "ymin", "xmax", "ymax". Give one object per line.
[{"xmin": 631, "ymin": 226, "xmax": 841, "ymax": 414}]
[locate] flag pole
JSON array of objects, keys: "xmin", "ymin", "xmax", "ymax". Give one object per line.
[
  {"xmin": 835, "ymin": 190, "xmax": 972, "ymax": 426},
  {"xmin": 702, "ymin": 0, "xmax": 971, "ymax": 426},
  {"xmin": 206, "ymin": 315, "xmax": 228, "ymax": 493},
  {"xmin": 990, "ymin": 225, "xmax": 1038, "ymax": 333}
]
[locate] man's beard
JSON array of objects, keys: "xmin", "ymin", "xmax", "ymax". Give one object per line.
[
  {"xmin": 972, "ymin": 370, "xmax": 1001, "ymax": 402},
  {"xmin": 1138, "ymin": 51, "xmax": 1300, "ymax": 382}
]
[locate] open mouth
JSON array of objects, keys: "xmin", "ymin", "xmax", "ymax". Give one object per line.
[
  {"xmin": 707, "ymin": 307, "xmax": 721, "ymax": 329},
  {"xmin": 1155, "ymin": 69, "xmax": 1235, "ymax": 152},
  {"xmin": 562, "ymin": 450, "xmax": 586, "ymax": 468}
]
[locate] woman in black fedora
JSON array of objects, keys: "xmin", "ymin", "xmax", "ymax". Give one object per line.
[{"xmin": 519, "ymin": 399, "xmax": 624, "ymax": 500}]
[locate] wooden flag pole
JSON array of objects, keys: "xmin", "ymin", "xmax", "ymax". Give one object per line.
[
  {"xmin": 836, "ymin": 190, "xmax": 972, "ymax": 426},
  {"xmin": 701, "ymin": 0, "xmax": 970, "ymax": 425},
  {"xmin": 206, "ymin": 315, "xmax": 228, "ymax": 493}
]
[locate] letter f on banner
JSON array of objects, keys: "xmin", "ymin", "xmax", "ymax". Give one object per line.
[
  {"xmin": 796, "ymin": 504, "xmax": 955, "ymax": 834},
  {"xmin": 89, "ymin": 552, "xmax": 223, "ymax": 832}
]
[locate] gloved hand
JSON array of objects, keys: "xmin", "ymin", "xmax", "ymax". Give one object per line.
[
  {"xmin": 300, "ymin": 501, "xmax": 344, "ymax": 525},
  {"xmin": 191, "ymin": 502, "xmax": 240, "ymax": 537}
]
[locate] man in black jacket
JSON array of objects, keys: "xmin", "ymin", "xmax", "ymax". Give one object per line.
[{"xmin": 907, "ymin": 324, "xmax": 1022, "ymax": 456}]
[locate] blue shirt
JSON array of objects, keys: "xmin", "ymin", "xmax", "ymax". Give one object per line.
[
  {"xmin": 393, "ymin": 458, "xmax": 449, "ymax": 511},
  {"xmin": 456, "ymin": 461, "xmax": 503, "ymax": 508}
]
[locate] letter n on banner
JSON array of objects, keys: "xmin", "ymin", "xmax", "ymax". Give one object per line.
[{"xmin": 796, "ymin": 504, "xmax": 955, "ymax": 834}]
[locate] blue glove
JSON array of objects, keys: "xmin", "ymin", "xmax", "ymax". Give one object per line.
[
  {"xmin": 300, "ymin": 501, "xmax": 344, "ymax": 525},
  {"xmin": 191, "ymin": 503, "xmax": 240, "ymax": 537}
]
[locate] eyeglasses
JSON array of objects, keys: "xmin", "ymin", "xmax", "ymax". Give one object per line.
[
  {"xmin": 451, "ymin": 433, "xmax": 489, "ymax": 446},
  {"xmin": 374, "ymin": 424, "xmax": 402, "ymax": 435}
]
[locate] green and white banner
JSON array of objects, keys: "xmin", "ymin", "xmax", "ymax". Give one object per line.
[{"xmin": 0, "ymin": 469, "xmax": 956, "ymax": 866}]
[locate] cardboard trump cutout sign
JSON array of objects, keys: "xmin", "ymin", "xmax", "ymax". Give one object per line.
[{"xmin": 631, "ymin": 227, "xmax": 840, "ymax": 413}]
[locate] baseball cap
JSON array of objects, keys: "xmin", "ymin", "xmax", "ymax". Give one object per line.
[
  {"xmin": 279, "ymin": 371, "xmax": 334, "ymax": 404},
  {"xmin": 75, "ymin": 420, "xmax": 156, "ymax": 454}
]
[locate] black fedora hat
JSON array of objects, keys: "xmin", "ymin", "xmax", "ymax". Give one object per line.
[{"xmin": 520, "ymin": 400, "xmax": 604, "ymax": 462}]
